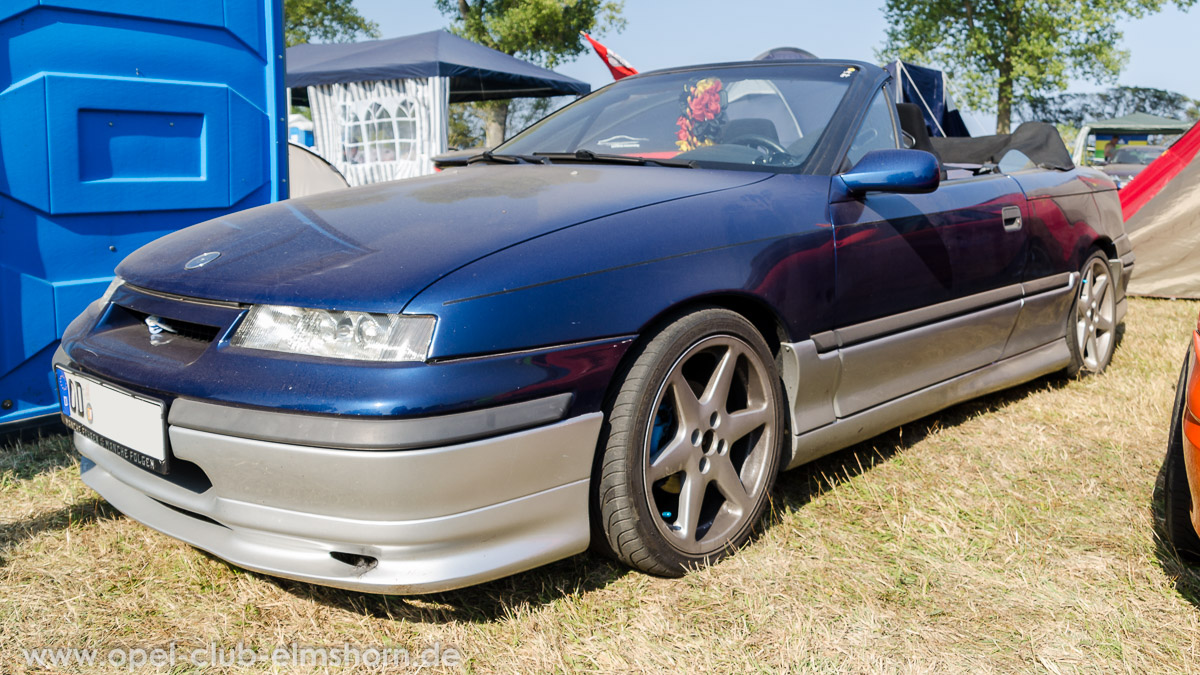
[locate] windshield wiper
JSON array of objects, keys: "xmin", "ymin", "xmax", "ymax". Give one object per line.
[
  {"xmin": 533, "ymin": 150, "xmax": 696, "ymax": 168},
  {"xmin": 466, "ymin": 151, "xmax": 549, "ymax": 165}
]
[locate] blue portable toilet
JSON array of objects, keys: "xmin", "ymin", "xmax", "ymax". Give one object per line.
[{"xmin": 0, "ymin": 2, "xmax": 288, "ymax": 430}]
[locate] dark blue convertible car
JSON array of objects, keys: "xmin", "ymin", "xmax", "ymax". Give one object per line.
[{"xmin": 55, "ymin": 59, "xmax": 1133, "ymax": 593}]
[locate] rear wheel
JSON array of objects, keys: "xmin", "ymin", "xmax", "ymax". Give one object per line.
[
  {"xmin": 1164, "ymin": 351, "xmax": 1200, "ymax": 559},
  {"xmin": 593, "ymin": 308, "xmax": 784, "ymax": 576},
  {"xmin": 1066, "ymin": 250, "xmax": 1119, "ymax": 376}
]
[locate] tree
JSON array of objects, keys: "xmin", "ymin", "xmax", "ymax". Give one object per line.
[
  {"xmin": 1019, "ymin": 86, "xmax": 1199, "ymax": 127},
  {"xmin": 435, "ymin": 0, "xmax": 625, "ymax": 145},
  {"xmin": 880, "ymin": 0, "xmax": 1195, "ymax": 134},
  {"xmin": 285, "ymin": 0, "xmax": 380, "ymax": 47}
]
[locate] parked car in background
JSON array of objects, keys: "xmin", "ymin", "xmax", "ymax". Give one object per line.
[
  {"xmin": 1101, "ymin": 145, "xmax": 1167, "ymax": 188},
  {"xmin": 1163, "ymin": 309, "xmax": 1200, "ymax": 557},
  {"xmin": 55, "ymin": 59, "xmax": 1133, "ymax": 594}
]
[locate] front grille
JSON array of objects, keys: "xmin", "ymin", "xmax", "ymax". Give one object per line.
[{"xmin": 119, "ymin": 307, "xmax": 222, "ymax": 343}]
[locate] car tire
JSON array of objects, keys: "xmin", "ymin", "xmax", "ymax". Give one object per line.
[
  {"xmin": 592, "ymin": 307, "xmax": 784, "ymax": 576},
  {"xmin": 1066, "ymin": 249, "xmax": 1120, "ymax": 376},
  {"xmin": 1164, "ymin": 350, "xmax": 1200, "ymax": 559}
]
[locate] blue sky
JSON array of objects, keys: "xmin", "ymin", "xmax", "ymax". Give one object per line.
[{"xmin": 355, "ymin": 0, "xmax": 1198, "ymax": 131}]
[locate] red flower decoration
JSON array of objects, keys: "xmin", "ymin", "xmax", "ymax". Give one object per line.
[{"xmin": 676, "ymin": 78, "xmax": 724, "ymax": 152}]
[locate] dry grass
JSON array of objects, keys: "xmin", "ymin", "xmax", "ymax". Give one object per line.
[{"xmin": 3, "ymin": 297, "xmax": 1200, "ymax": 673}]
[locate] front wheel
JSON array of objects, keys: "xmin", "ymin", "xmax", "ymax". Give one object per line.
[
  {"xmin": 593, "ymin": 308, "xmax": 784, "ymax": 576},
  {"xmin": 1066, "ymin": 250, "xmax": 1119, "ymax": 376}
]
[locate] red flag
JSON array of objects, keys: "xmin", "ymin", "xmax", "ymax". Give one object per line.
[{"xmin": 582, "ymin": 31, "xmax": 638, "ymax": 81}]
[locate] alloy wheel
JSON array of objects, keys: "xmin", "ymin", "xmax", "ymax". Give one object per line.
[
  {"xmin": 1076, "ymin": 257, "xmax": 1116, "ymax": 372},
  {"xmin": 642, "ymin": 335, "xmax": 778, "ymax": 555}
]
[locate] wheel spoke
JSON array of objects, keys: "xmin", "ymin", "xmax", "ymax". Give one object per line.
[
  {"xmin": 676, "ymin": 471, "xmax": 706, "ymax": 540},
  {"xmin": 711, "ymin": 456, "xmax": 751, "ymax": 514},
  {"xmin": 1080, "ymin": 268, "xmax": 1094, "ymax": 305},
  {"xmin": 1091, "ymin": 273, "xmax": 1108, "ymax": 306},
  {"xmin": 1086, "ymin": 333, "xmax": 1099, "ymax": 362},
  {"xmin": 723, "ymin": 402, "xmax": 771, "ymax": 443},
  {"xmin": 667, "ymin": 371, "xmax": 703, "ymax": 431},
  {"xmin": 647, "ymin": 434, "xmax": 692, "ymax": 483},
  {"xmin": 1095, "ymin": 313, "xmax": 1114, "ymax": 333},
  {"xmin": 700, "ymin": 344, "xmax": 741, "ymax": 410}
]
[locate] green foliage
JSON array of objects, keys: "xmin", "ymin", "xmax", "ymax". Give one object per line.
[
  {"xmin": 435, "ymin": 0, "xmax": 625, "ymax": 67},
  {"xmin": 285, "ymin": 0, "xmax": 381, "ymax": 47},
  {"xmin": 435, "ymin": 0, "xmax": 626, "ymax": 144},
  {"xmin": 880, "ymin": 0, "xmax": 1196, "ymax": 133},
  {"xmin": 448, "ymin": 103, "xmax": 484, "ymax": 149},
  {"xmin": 1021, "ymin": 86, "xmax": 1199, "ymax": 126}
]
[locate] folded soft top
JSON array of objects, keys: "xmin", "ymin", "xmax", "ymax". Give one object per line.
[{"xmin": 930, "ymin": 122, "xmax": 1074, "ymax": 171}]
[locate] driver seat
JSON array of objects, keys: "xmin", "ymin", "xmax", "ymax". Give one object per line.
[
  {"xmin": 720, "ymin": 118, "xmax": 779, "ymax": 145},
  {"xmin": 896, "ymin": 103, "xmax": 942, "ymax": 164}
]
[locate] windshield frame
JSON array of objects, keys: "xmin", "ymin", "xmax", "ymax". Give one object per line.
[{"xmin": 494, "ymin": 60, "xmax": 887, "ymax": 176}]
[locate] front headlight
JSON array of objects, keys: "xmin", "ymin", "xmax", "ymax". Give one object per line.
[{"xmin": 231, "ymin": 305, "xmax": 436, "ymax": 362}]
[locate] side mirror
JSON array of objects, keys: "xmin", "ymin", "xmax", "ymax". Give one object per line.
[{"xmin": 839, "ymin": 149, "xmax": 940, "ymax": 195}]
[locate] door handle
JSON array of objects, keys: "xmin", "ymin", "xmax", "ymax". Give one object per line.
[{"xmin": 1002, "ymin": 205, "xmax": 1023, "ymax": 232}]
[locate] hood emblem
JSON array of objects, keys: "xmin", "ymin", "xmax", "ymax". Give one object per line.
[{"xmin": 185, "ymin": 251, "xmax": 221, "ymax": 270}]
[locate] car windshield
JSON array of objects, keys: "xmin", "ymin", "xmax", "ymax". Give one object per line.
[
  {"xmin": 497, "ymin": 64, "xmax": 857, "ymax": 171},
  {"xmin": 1113, "ymin": 146, "xmax": 1165, "ymax": 165}
]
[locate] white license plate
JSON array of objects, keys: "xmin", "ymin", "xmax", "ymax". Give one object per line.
[{"xmin": 56, "ymin": 367, "xmax": 169, "ymax": 473}]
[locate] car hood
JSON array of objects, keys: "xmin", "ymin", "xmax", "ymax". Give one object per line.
[{"xmin": 117, "ymin": 165, "xmax": 768, "ymax": 312}]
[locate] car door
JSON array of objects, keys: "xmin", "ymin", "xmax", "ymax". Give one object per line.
[{"xmin": 826, "ymin": 88, "xmax": 1030, "ymax": 416}]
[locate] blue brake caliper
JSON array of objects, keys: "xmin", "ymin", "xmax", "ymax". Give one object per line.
[{"xmin": 651, "ymin": 403, "xmax": 675, "ymax": 520}]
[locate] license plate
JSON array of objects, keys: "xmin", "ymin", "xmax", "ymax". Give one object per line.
[{"xmin": 56, "ymin": 367, "xmax": 170, "ymax": 473}]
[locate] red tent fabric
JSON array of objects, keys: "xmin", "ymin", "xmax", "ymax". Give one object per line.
[
  {"xmin": 1121, "ymin": 120, "xmax": 1200, "ymax": 221},
  {"xmin": 582, "ymin": 32, "xmax": 637, "ymax": 81}
]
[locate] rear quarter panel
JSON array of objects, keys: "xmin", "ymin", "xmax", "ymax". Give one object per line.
[{"xmin": 1011, "ymin": 168, "xmax": 1122, "ymax": 279}]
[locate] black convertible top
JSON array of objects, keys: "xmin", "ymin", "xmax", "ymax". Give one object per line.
[{"xmin": 930, "ymin": 122, "xmax": 1074, "ymax": 171}]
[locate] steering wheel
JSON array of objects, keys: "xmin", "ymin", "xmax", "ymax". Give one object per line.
[{"xmin": 726, "ymin": 134, "xmax": 789, "ymax": 156}]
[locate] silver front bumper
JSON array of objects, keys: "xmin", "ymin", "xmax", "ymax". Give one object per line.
[{"xmin": 74, "ymin": 410, "xmax": 603, "ymax": 594}]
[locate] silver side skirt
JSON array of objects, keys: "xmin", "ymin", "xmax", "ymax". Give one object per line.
[{"xmin": 782, "ymin": 339, "xmax": 1070, "ymax": 470}]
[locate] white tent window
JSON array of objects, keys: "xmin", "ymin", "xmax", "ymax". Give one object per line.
[
  {"xmin": 311, "ymin": 77, "xmax": 449, "ymax": 186},
  {"xmin": 394, "ymin": 100, "xmax": 418, "ymax": 160},
  {"xmin": 339, "ymin": 106, "xmax": 364, "ymax": 164},
  {"xmin": 366, "ymin": 103, "xmax": 393, "ymax": 162},
  {"xmin": 338, "ymin": 100, "xmax": 421, "ymax": 164}
]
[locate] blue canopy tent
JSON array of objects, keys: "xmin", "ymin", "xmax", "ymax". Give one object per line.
[
  {"xmin": 287, "ymin": 30, "xmax": 590, "ymax": 103},
  {"xmin": 885, "ymin": 61, "xmax": 971, "ymax": 138},
  {"xmin": 286, "ymin": 30, "xmax": 589, "ymax": 185}
]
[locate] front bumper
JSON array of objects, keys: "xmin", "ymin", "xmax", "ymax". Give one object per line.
[{"xmin": 73, "ymin": 404, "xmax": 603, "ymax": 594}]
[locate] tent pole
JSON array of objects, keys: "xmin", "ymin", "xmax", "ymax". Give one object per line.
[{"xmin": 1072, "ymin": 125, "xmax": 1092, "ymax": 166}]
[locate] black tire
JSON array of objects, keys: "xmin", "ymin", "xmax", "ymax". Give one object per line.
[
  {"xmin": 592, "ymin": 307, "xmax": 784, "ymax": 576},
  {"xmin": 1066, "ymin": 249, "xmax": 1120, "ymax": 377},
  {"xmin": 1164, "ymin": 348, "xmax": 1200, "ymax": 559}
]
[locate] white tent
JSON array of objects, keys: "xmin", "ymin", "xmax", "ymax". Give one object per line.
[{"xmin": 285, "ymin": 31, "xmax": 590, "ymax": 187}]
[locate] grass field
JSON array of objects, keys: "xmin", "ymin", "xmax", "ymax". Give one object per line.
[{"xmin": 3, "ymin": 297, "xmax": 1200, "ymax": 673}]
